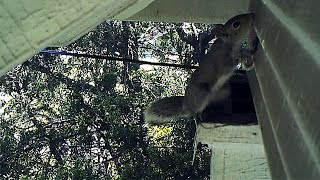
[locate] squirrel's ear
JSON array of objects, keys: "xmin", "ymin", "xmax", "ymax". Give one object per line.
[{"xmin": 211, "ymin": 24, "xmax": 227, "ymax": 37}]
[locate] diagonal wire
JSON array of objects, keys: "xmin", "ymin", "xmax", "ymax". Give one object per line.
[{"xmin": 40, "ymin": 50, "xmax": 198, "ymax": 69}]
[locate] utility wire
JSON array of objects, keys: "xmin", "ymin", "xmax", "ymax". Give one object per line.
[{"xmin": 40, "ymin": 50, "xmax": 198, "ymax": 69}]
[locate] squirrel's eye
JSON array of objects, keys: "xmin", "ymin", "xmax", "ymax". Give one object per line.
[{"xmin": 232, "ymin": 21, "xmax": 240, "ymax": 29}]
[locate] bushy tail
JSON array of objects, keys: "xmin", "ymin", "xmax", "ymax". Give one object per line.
[{"xmin": 144, "ymin": 96, "xmax": 190, "ymax": 125}]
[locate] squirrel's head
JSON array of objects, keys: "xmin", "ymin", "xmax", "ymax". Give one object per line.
[{"xmin": 212, "ymin": 13, "xmax": 255, "ymax": 45}]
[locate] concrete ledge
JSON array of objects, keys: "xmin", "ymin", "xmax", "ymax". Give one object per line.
[
  {"xmin": 196, "ymin": 123, "xmax": 270, "ymax": 179},
  {"xmin": 211, "ymin": 145, "xmax": 270, "ymax": 180},
  {"xmin": 196, "ymin": 123, "xmax": 262, "ymax": 145}
]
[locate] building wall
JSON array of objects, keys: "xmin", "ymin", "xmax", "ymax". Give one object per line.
[
  {"xmin": 130, "ymin": 0, "xmax": 250, "ymax": 23},
  {"xmin": 0, "ymin": 0, "xmax": 154, "ymax": 76},
  {"xmin": 248, "ymin": 0, "xmax": 320, "ymax": 178}
]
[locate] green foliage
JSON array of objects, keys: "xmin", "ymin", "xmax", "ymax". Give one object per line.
[{"xmin": 0, "ymin": 20, "xmax": 210, "ymax": 179}]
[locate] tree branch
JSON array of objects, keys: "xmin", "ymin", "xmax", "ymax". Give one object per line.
[
  {"xmin": 176, "ymin": 26, "xmax": 197, "ymax": 46},
  {"xmin": 23, "ymin": 61, "xmax": 100, "ymax": 94}
]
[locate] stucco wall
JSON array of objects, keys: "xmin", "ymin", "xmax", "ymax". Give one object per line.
[
  {"xmin": 130, "ymin": 0, "xmax": 250, "ymax": 23},
  {"xmin": 0, "ymin": 0, "xmax": 154, "ymax": 76}
]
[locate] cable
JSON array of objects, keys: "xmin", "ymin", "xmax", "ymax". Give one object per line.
[{"xmin": 40, "ymin": 50, "xmax": 198, "ymax": 69}]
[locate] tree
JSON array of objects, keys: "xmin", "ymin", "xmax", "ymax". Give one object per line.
[{"xmin": 0, "ymin": 20, "xmax": 210, "ymax": 179}]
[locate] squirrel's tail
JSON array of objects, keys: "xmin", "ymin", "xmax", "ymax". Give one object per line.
[{"xmin": 144, "ymin": 96, "xmax": 190, "ymax": 124}]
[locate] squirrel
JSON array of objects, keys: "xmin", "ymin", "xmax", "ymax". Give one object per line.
[{"xmin": 144, "ymin": 13, "xmax": 256, "ymax": 125}]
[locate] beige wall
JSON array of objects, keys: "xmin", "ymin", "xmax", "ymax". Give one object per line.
[
  {"xmin": 0, "ymin": 0, "xmax": 154, "ymax": 76},
  {"xmin": 130, "ymin": 0, "xmax": 251, "ymax": 23}
]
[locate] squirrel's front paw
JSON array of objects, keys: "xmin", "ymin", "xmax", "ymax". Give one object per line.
[{"xmin": 241, "ymin": 58, "xmax": 255, "ymax": 71}]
